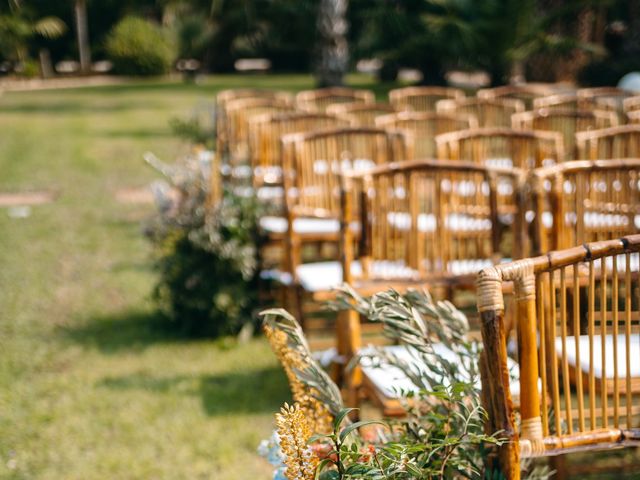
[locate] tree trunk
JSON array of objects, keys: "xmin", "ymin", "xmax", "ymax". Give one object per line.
[
  {"xmin": 39, "ymin": 49, "xmax": 53, "ymax": 79},
  {"xmin": 75, "ymin": 0, "xmax": 91, "ymax": 74},
  {"xmin": 315, "ymin": 0, "xmax": 349, "ymax": 87}
]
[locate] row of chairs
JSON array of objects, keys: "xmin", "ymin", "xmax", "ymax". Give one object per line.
[
  {"xmin": 223, "ymin": 87, "xmax": 640, "ymax": 476},
  {"xmin": 266, "ymin": 233, "xmax": 640, "ymax": 478},
  {"xmin": 210, "ymin": 86, "xmax": 640, "ymax": 330},
  {"xmin": 216, "ymin": 84, "xmax": 640, "ymax": 163}
]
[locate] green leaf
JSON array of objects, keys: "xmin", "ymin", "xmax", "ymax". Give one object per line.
[
  {"xmin": 318, "ymin": 470, "xmax": 340, "ymax": 480},
  {"xmin": 333, "ymin": 408, "xmax": 358, "ymax": 431}
]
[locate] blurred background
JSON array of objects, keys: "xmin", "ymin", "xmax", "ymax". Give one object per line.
[{"xmin": 1, "ymin": 1, "xmax": 640, "ymax": 479}]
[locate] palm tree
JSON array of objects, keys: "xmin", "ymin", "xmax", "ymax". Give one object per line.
[
  {"xmin": 74, "ymin": 0, "xmax": 90, "ymax": 73},
  {"xmin": 316, "ymin": 0, "xmax": 349, "ymax": 86},
  {"xmin": 0, "ymin": 0, "xmax": 66, "ymax": 75}
]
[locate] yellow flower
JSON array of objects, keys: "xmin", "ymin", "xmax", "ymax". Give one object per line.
[
  {"xmin": 275, "ymin": 403, "xmax": 319, "ymax": 480},
  {"xmin": 264, "ymin": 325, "xmax": 333, "ymax": 434}
]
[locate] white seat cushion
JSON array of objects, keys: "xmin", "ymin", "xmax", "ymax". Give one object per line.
[
  {"xmin": 256, "ymin": 186, "xmax": 284, "ymax": 201},
  {"xmin": 387, "ymin": 212, "xmax": 491, "ymax": 233},
  {"xmin": 538, "ymin": 211, "xmax": 639, "ymax": 230},
  {"xmin": 360, "ymin": 344, "xmax": 522, "ymax": 399},
  {"xmin": 254, "ymin": 166, "xmax": 282, "ymax": 184},
  {"xmin": 266, "ymin": 258, "xmax": 492, "ymax": 292},
  {"xmin": 296, "ymin": 260, "xmax": 424, "ymax": 292},
  {"xmin": 295, "ymin": 261, "xmax": 361, "ymax": 292},
  {"xmin": 259, "ymin": 216, "xmax": 340, "ymax": 235},
  {"xmin": 555, "ymin": 334, "xmax": 640, "ymax": 379}
]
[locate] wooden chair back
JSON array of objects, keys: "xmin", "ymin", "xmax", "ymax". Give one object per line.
[
  {"xmin": 343, "ymin": 159, "xmax": 522, "ymax": 285},
  {"xmin": 295, "ymin": 87, "xmax": 374, "ymax": 113},
  {"xmin": 247, "ymin": 112, "xmax": 349, "ymax": 188},
  {"xmin": 477, "ymin": 84, "xmax": 555, "ymax": 109},
  {"xmin": 533, "ymin": 93, "xmax": 580, "ymax": 111},
  {"xmin": 512, "ymin": 109, "xmax": 618, "ymax": 160},
  {"xmin": 437, "ymin": 97, "xmax": 524, "ymax": 128},
  {"xmin": 529, "ymin": 159, "xmax": 640, "ymax": 255},
  {"xmin": 375, "ymin": 111, "xmax": 477, "ymax": 158},
  {"xmin": 576, "ymin": 125, "xmax": 640, "ymax": 160},
  {"xmin": 282, "ymin": 127, "xmax": 413, "ymax": 221},
  {"xmin": 623, "ymin": 96, "xmax": 640, "ymax": 113},
  {"xmin": 216, "ymin": 89, "xmax": 293, "ymax": 157},
  {"xmin": 477, "ymin": 235, "xmax": 640, "ymax": 479},
  {"xmin": 326, "ymin": 102, "xmax": 397, "ymax": 126},
  {"xmin": 577, "ymin": 87, "xmax": 635, "ymax": 111},
  {"xmin": 388, "ymin": 86, "xmax": 464, "ymax": 112},
  {"xmin": 436, "ymin": 127, "xmax": 564, "ymax": 169},
  {"xmin": 628, "ymin": 111, "xmax": 640, "ymax": 125},
  {"xmin": 224, "ymin": 97, "xmax": 296, "ymax": 164}
]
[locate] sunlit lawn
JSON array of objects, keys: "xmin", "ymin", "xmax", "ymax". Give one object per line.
[
  {"xmin": 0, "ymin": 74, "xmax": 360, "ymax": 479},
  {"xmin": 1, "ymin": 74, "xmax": 637, "ymax": 479}
]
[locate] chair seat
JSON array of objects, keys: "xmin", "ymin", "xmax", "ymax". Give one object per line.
[
  {"xmin": 232, "ymin": 185, "xmax": 284, "ymax": 202},
  {"xmin": 360, "ymin": 345, "xmax": 522, "ymax": 399},
  {"xmin": 264, "ymin": 259, "xmax": 495, "ymax": 293},
  {"xmin": 260, "ymin": 216, "xmax": 340, "ymax": 235},
  {"xmin": 555, "ymin": 334, "xmax": 640, "ymax": 379},
  {"xmin": 254, "ymin": 166, "xmax": 283, "ymax": 184},
  {"xmin": 387, "ymin": 212, "xmax": 492, "ymax": 233},
  {"xmin": 540, "ymin": 211, "xmax": 640, "ymax": 229}
]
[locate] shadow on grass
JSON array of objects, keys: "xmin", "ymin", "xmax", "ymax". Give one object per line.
[
  {"xmin": 98, "ymin": 366, "xmax": 289, "ymax": 416},
  {"xmin": 61, "ymin": 309, "xmax": 187, "ymax": 353},
  {"xmin": 0, "ymin": 102, "xmax": 138, "ymax": 114},
  {"xmin": 101, "ymin": 127, "xmax": 170, "ymax": 139}
]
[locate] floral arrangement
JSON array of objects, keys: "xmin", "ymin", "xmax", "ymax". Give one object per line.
[
  {"xmin": 144, "ymin": 149, "xmax": 264, "ymax": 337},
  {"xmin": 260, "ymin": 288, "xmax": 553, "ymax": 479}
]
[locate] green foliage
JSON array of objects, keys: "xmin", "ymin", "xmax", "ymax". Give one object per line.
[
  {"xmin": 0, "ymin": 2, "xmax": 66, "ymax": 64},
  {"xmin": 262, "ymin": 308, "xmax": 345, "ymax": 417},
  {"xmin": 146, "ymin": 149, "xmax": 263, "ymax": 337},
  {"xmin": 169, "ymin": 116, "xmax": 215, "ymax": 150},
  {"xmin": 105, "ymin": 16, "xmax": 175, "ymax": 76}
]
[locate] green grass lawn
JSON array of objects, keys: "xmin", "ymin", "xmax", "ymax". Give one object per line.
[{"xmin": 0, "ymin": 74, "xmax": 371, "ymax": 479}]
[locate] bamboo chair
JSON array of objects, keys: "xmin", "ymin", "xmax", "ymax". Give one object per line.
[
  {"xmin": 375, "ymin": 111, "xmax": 478, "ymax": 158},
  {"xmin": 224, "ymin": 97, "xmax": 296, "ymax": 171},
  {"xmin": 336, "ymin": 159, "xmax": 523, "ymax": 414},
  {"xmin": 326, "ymin": 102, "xmax": 397, "ymax": 127},
  {"xmin": 274, "ymin": 127, "xmax": 412, "ymax": 339},
  {"xmin": 435, "ymin": 127, "xmax": 565, "ymax": 169},
  {"xmin": 248, "ymin": 111, "xmax": 349, "ymax": 192},
  {"xmin": 628, "ymin": 111, "xmax": 640, "ymax": 125},
  {"xmin": 477, "ymin": 84, "xmax": 556, "ymax": 109},
  {"xmin": 576, "ymin": 125, "xmax": 640, "ymax": 160},
  {"xmin": 437, "ymin": 97, "xmax": 524, "ymax": 128},
  {"xmin": 623, "ymin": 96, "xmax": 640, "ymax": 113},
  {"xmin": 388, "ymin": 86, "xmax": 464, "ymax": 112},
  {"xmin": 216, "ymin": 89, "xmax": 293, "ymax": 160},
  {"xmin": 529, "ymin": 159, "xmax": 640, "ymax": 256},
  {"xmin": 512, "ymin": 109, "xmax": 618, "ymax": 160},
  {"xmin": 477, "ymin": 235, "xmax": 640, "ymax": 479},
  {"xmin": 533, "ymin": 93, "xmax": 581, "ymax": 111},
  {"xmin": 577, "ymin": 87, "xmax": 635, "ymax": 112},
  {"xmin": 249, "ymin": 113, "xmax": 351, "ymax": 273},
  {"xmin": 295, "ymin": 87, "xmax": 374, "ymax": 113}
]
